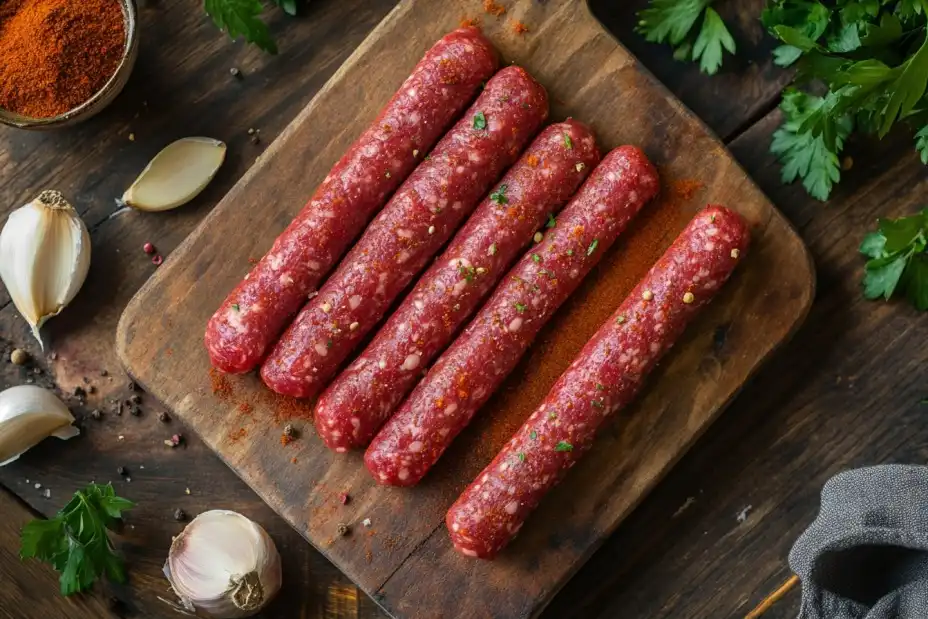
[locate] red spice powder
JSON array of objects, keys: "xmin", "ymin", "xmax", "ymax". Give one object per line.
[
  {"xmin": 512, "ymin": 21, "xmax": 529, "ymax": 35},
  {"xmin": 483, "ymin": 0, "xmax": 506, "ymax": 17},
  {"xmin": 460, "ymin": 16, "xmax": 480, "ymax": 28},
  {"xmin": 209, "ymin": 367, "xmax": 234, "ymax": 401},
  {"xmin": 228, "ymin": 427, "xmax": 248, "ymax": 442},
  {"xmin": 280, "ymin": 433, "xmax": 294, "ymax": 446},
  {"xmin": 237, "ymin": 402, "xmax": 254, "ymax": 415},
  {"xmin": 248, "ymin": 257, "xmax": 260, "ymax": 265}
]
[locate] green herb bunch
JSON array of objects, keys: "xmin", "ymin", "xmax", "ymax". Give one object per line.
[
  {"xmin": 204, "ymin": 0, "xmax": 306, "ymax": 54},
  {"xmin": 20, "ymin": 483, "xmax": 135, "ymax": 595},
  {"xmin": 860, "ymin": 208, "xmax": 928, "ymax": 310},
  {"xmin": 636, "ymin": 0, "xmax": 737, "ymax": 75}
]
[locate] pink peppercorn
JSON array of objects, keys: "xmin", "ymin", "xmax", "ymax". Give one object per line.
[
  {"xmin": 152, "ymin": 255, "xmax": 164, "ymax": 266},
  {"xmin": 339, "ymin": 492, "xmax": 350, "ymax": 505},
  {"xmin": 143, "ymin": 242, "xmax": 155, "ymax": 254}
]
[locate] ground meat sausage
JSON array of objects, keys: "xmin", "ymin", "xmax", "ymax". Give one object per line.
[
  {"xmin": 205, "ymin": 28, "xmax": 498, "ymax": 374},
  {"xmin": 260, "ymin": 66, "xmax": 549, "ymax": 398},
  {"xmin": 446, "ymin": 205, "xmax": 751, "ymax": 559},
  {"xmin": 364, "ymin": 146, "xmax": 660, "ymax": 486},
  {"xmin": 313, "ymin": 120, "xmax": 600, "ymax": 451}
]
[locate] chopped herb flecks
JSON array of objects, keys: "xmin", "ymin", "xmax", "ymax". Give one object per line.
[
  {"xmin": 530, "ymin": 430, "xmax": 537, "ymax": 440},
  {"xmin": 567, "ymin": 249, "xmax": 574, "ymax": 256},
  {"xmin": 546, "ymin": 213, "xmax": 556, "ymax": 229},
  {"xmin": 231, "ymin": 303, "xmax": 240, "ymax": 311},
  {"xmin": 555, "ymin": 441, "xmax": 573, "ymax": 452},
  {"xmin": 563, "ymin": 133, "xmax": 573, "ymax": 149},
  {"xmin": 591, "ymin": 399, "xmax": 604, "ymax": 409},
  {"xmin": 458, "ymin": 264, "xmax": 477, "ymax": 282},
  {"xmin": 488, "ymin": 242, "xmax": 498, "ymax": 256},
  {"xmin": 596, "ymin": 383, "xmax": 605, "ymax": 391},
  {"xmin": 587, "ymin": 239, "xmax": 599, "ymax": 256},
  {"xmin": 473, "ymin": 111, "xmax": 487, "ymax": 130},
  {"xmin": 548, "ymin": 412, "xmax": 557, "ymax": 420},
  {"xmin": 514, "ymin": 302, "xmax": 527, "ymax": 313},
  {"xmin": 616, "ymin": 314, "xmax": 626, "ymax": 324},
  {"xmin": 490, "ymin": 184, "xmax": 509, "ymax": 205},
  {"xmin": 518, "ymin": 452, "xmax": 526, "ymax": 462},
  {"xmin": 531, "ymin": 253, "xmax": 541, "ymax": 263}
]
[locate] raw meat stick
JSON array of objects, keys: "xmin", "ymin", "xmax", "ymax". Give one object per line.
[
  {"xmin": 447, "ymin": 205, "xmax": 750, "ymax": 559},
  {"xmin": 365, "ymin": 146, "xmax": 659, "ymax": 486},
  {"xmin": 261, "ymin": 66, "xmax": 549, "ymax": 398},
  {"xmin": 205, "ymin": 27, "xmax": 498, "ymax": 374},
  {"xmin": 314, "ymin": 120, "xmax": 600, "ymax": 451}
]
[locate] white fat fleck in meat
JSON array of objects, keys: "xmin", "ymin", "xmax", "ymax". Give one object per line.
[
  {"xmin": 408, "ymin": 112, "xmax": 421, "ymax": 125},
  {"xmin": 349, "ymin": 295, "xmax": 362, "ymax": 310},
  {"xmin": 707, "ymin": 227, "xmax": 719, "ymax": 236},
  {"xmin": 445, "ymin": 403, "xmax": 458, "ymax": 416},
  {"xmin": 279, "ymin": 274, "xmax": 294, "ymax": 286},
  {"xmin": 650, "ymin": 342, "xmax": 661, "ymax": 353},
  {"xmin": 407, "ymin": 88, "xmax": 417, "ymax": 98},
  {"xmin": 414, "ymin": 299, "xmax": 425, "ymax": 311},
  {"xmin": 607, "ymin": 172, "xmax": 617, "ymax": 181},
  {"xmin": 455, "ymin": 165, "xmax": 466, "ymax": 174},
  {"xmin": 569, "ymin": 268, "xmax": 580, "ymax": 279},
  {"xmin": 401, "ymin": 354, "xmax": 420, "ymax": 371},
  {"xmin": 408, "ymin": 441, "xmax": 423, "ymax": 453},
  {"xmin": 331, "ymin": 430, "xmax": 342, "ymax": 438},
  {"xmin": 461, "ymin": 548, "xmax": 478, "ymax": 557},
  {"xmin": 398, "ymin": 468, "xmax": 410, "ymax": 481},
  {"xmin": 504, "ymin": 501, "xmax": 519, "ymax": 515},
  {"xmin": 378, "ymin": 359, "xmax": 387, "ymax": 369},
  {"xmin": 396, "ymin": 228, "xmax": 414, "ymax": 239},
  {"xmin": 397, "ymin": 251, "xmax": 411, "ymax": 264},
  {"xmin": 226, "ymin": 306, "xmax": 248, "ymax": 333},
  {"xmin": 452, "ymin": 280, "xmax": 468, "ymax": 296},
  {"xmin": 439, "ymin": 427, "xmax": 450, "ymax": 437},
  {"xmin": 306, "ymin": 259, "xmax": 321, "ymax": 271},
  {"xmin": 500, "ymin": 462, "xmax": 510, "ymax": 472},
  {"xmin": 705, "ymin": 242, "xmax": 716, "ymax": 251},
  {"xmin": 451, "ymin": 522, "xmax": 460, "ymax": 532},
  {"xmin": 315, "ymin": 343, "xmax": 329, "ymax": 357},
  {"xmin": 508, "ymin": 486, "xmax": 516, "ymax": 495},
  {"xmin": 468, "ymin": 151, "xmax": 483, "ymax": 163},
  {"xmin": 452, "ymin": 201, "xmax": 463, "ymax": 211},
  {"xmin": 508, "ymin": 317, "xmax": 523, "ymax": 332},
  {"xmin": 363, "ymin": 143, "xmax": 379, "ymax": 157},
  {"xmin": 268, "ymin": 253, "xmax": 284, "ymax": 271},
  {"xmin": 450, "ymin": 257, "xmax": 472, "ymax": 269}
]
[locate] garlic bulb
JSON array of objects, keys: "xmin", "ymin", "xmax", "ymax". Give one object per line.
[
  {"xmin": 122, "ymin": 137, "xmax": 227, "ymax": 212},
  {"xmin": 0, "ymin": 385, "xmax": 79, "ymax": 466},
  {"xmin": 164, "ymin": 510, "xmax": 282, "ymax": 618},
  {"xmin": 0, "ymin": 191, "xmax": 91, "ymax": 347}
]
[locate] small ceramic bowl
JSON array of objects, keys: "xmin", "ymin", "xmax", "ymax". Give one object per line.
[{"xmin": 0, "ymin": 0, "xmax": 139, "ymax": 130}]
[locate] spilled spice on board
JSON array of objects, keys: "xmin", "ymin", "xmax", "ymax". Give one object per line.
[
  {"xmin": 512, "ymin": 21, "xmax": 529, "ymax": 35},
  {"xmin": 483, "ymin": 0, "xmax": 506, "ymax": 17},
  {"xmin": 460, "ymin": 16, "xmax": 480, "ymax": 28}
]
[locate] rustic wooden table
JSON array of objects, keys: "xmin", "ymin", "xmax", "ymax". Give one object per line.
[{"xmin": 0, "ymin": 1, "xmax": 925, "ymax": 618}]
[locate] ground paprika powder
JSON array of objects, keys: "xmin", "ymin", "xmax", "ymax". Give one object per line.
[{"xmin": 0, "ymin": 0, "xmax": 125, "ymax": 118}]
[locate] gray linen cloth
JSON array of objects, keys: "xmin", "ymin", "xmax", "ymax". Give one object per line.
[{"xmin": 789, "ymin": 465, "xmax": 928, "ymax": 618}]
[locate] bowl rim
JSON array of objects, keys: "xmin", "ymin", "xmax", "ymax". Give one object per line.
[{"xmin": 0, "ymin": 0, "xmax": 139, "ymax": 128}]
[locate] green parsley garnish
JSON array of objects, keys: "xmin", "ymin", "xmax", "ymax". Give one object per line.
[
  {"xmin": 596, "ymin": 383, "xmax": 605, "ymax": 391},
  {"xmin": 566, "ymin": 249, "xmax": 574, "ymax": 256},
  {"xmin": 521, "ymin": 102, "xmax": 530, "ymax": 109},
  {"xmin": 531, "ymin": 253, "xmax": 541, "ymax": 263},
  {"xmin": 488, "ymin": 242, "xmax": 498, "ymax": 256},
  {"xmin": 530, "ymin": 430, "xmax": 538, "ymax": 440},
  {"xmin": 548, "ymin": 412, "xmax": 557, "ymax": 420},
  {"xmin": 458, "ymin": 264, "xmax": 477, "ymax": 283},
  {"xmin": 555, "ymin": 441, "xmax": 573, "ymax": 452},
  {"xmin": 204, "ymin": 0, "xmax": 280, "ymax": 54},
  {"xmin": 636, "ymin": 1, "xmax": 735, "ymax": 76},
  {"xmin": 546, "ymin": 213, "xmax": 557, "ymax": 229},
  {"xmin": 490, "ymin": 184, "xmax": 509, "ymax": 205},
  {"xmin": 859, "ymin": 208, "xmax": 928, "ymax": 310},
  {"xmin": 591, "ymin": 399, "xmax": 604, "ymax": 409},
  {"xmin": 616, "ymin": 314, "xmax": 626, "ymax": 324},
  {"xmin": 563, "ymin": 133, "xmax": 573, "ymax": 149},
  {"xmin": 473, "ymin": 111, "xmax": 487, "ymax": 130},
  {"xmin": 587, "ymin": 239, "xmax": 599, "ymax": 256},
  {"xmin": 231, "ymin": 303, "xmax": 240, "ymax": 311},
  {"xmin": 518, "ymin": 452, "xmax": 526, "ymax": 462},
  {"xmin": 20, "ymin": 483, "xmax": 134, "ymax": 595},
  {"xmin": 514, "ymin": 302, "xmax": 527, "ymax": 313}
]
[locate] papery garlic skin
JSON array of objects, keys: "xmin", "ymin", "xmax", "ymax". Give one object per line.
[
  {"xmin": 0, "ymin": 191, "xmax": 91, "ymax": 347},
  {"xmin": 164, "ymin": 510, "xmax": 282, "ymax": 618},
  {"xmin": 0, "ymin": 385, "xmax": 79, "ymax": 466}
]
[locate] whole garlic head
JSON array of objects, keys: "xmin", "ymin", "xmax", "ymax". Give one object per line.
[{"xmin": 0, "ymin": 191, "xmax": 91, "ymax": 347}]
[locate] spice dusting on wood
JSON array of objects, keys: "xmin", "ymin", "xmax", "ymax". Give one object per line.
[
  {"xmin": 460, "ymin": 16, "xmax": 480, "ymax": 28},
  {"xmin": 483, "ymin": 0, "xmax": 506, "ymax": 17},
  {"xmin": 512, "ymin": 21, "xmax": 529, "ymax": 35},
  {"xmin": 0, "ymin": 0, "xmax": 126, "ymax": 118}
]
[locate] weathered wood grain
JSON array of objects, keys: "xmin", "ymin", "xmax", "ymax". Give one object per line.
[{"xmin": 116, "ymin": 1, "xmax": 812, "ymax": 617}]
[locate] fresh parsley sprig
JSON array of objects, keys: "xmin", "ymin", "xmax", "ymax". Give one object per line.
[
  {"xmin": 204, "ymin": 0, "xmax": 308, "ymax": 53},
  {"xmin": 20, "ymin": 483, "xmax": 135, "ymax": 595},
  {"xmin": 859, "ymin": 208, "xmax": 928, "ymax": 310},
  {"xmin": 636, "ymin": 0, "xmax": 737, "ymax": 75}
]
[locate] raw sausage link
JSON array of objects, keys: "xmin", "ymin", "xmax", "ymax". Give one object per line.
[
  {"xmin": 364, "ymin": 146, "xmax": 659, "ymax": 486},
  {"xmin": 314, "ymin": 121, "xmax": 601, "ymax": 451},
  {"xmin": 261, "ymin": 66, "xmax": 549, "ymax": 398},
  {"xmin": 204, "ymin": 28, "xmax": 498, "ymax": 374},
  {"xmin": 447, "ymin": 205, "xmax": 751, "ymax": 559}
]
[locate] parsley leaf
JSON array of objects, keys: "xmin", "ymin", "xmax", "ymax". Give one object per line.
[
  {"xmin": 916, "ymin": 125, "xmax": 928, "ymax": 164},
  {"xmin": 587, "ymin": 238, "xmax": 599, "ymax": 256},
  {"xmin": 692, "ymin": 7, "xmax": 736, "ymax": 75},
  {"xmin": 21, "ymin": 483, "xmax": 134, "ymax": 595},
  {"xmin": 514, "ymin": 302, "xmax": 527, "ymax": 313},
  {"xmin": 555, "ymin": 441, "xmax": 573, "ymax": 452},
  {"xmin": 770, "ymin": 89, "xmax": 852, "ymax": 201},
  {"xmin": 546, "ymin": 213, "xmax": 557, "ymax": 229},
  {"xmin": 563, "ymin": 133, "xmax": 573, "ymax": 149},
  {"xmin": 473, "ymin": 111, "xmax": 488, "ymax": 130},
  {"xmin": 204, "ymin": 0, "xmax": 278, "ymax": 54},
  {"xmin": 860, "ymin": 209, "xmax": 928, "ymax": 309},
  {"xmin": 270, "ymin": 0, "xmax": 298, "ymax": 16},
  {"xmin": 490, "ymin": 184, "xmax": 508, "ymax": 205},
  {"xmin": 637, "ymin": 0, "xmax": 736, "ymax": 75}
]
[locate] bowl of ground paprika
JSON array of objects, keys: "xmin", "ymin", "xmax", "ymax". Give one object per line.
[{"xmin": 0, "ymin": 0, "xmax": 138, "ymax": 130}]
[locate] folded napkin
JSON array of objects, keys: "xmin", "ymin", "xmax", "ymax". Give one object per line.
[{"xmin": 790, "ymin": 465, "xmax": 928, "ymax": 619}]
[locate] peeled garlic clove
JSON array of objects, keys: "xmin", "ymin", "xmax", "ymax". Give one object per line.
[
  {"xmin": 123, "ymin": 137, "xmax": 227, "ymax": 212},
  {"xmin": 164, "ymin": 509, "xmax": 282, "ymax": 618},
  {"xmin": 0, "ymin": 385, "xmax": 79, "ymax": 466},
  {"xmin": 0, "ymin": 191, "xmax": 91, "ymax": 347}
]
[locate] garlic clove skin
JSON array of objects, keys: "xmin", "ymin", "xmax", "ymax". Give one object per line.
[
  {"xmin": 122, "ymin": 137, "xmax": 227, "ymax": 212},
  {"xmin": 0, "ymin": 191, "xmax": 91, "ymax": 348},
  {"xmin": 165, "ymin": 509, "xmax": 282, "ymax": 618},
  {"xmin": 0, "ymin": 385, "xmax": 79, "ymax": 466}
]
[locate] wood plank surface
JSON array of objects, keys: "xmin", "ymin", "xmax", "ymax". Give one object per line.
[
  {"xmin": 116, "ymin": 1, "xmax": 813, "ymax": 617},
  {"xmin": 1, "ymin": 0, "xmax": 924, "ymax": 617}
]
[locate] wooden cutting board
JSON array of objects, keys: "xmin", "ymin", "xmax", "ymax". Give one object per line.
[{"xmin": 117, "ymin": 1, "xmax": 814, "ymax": 617}]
